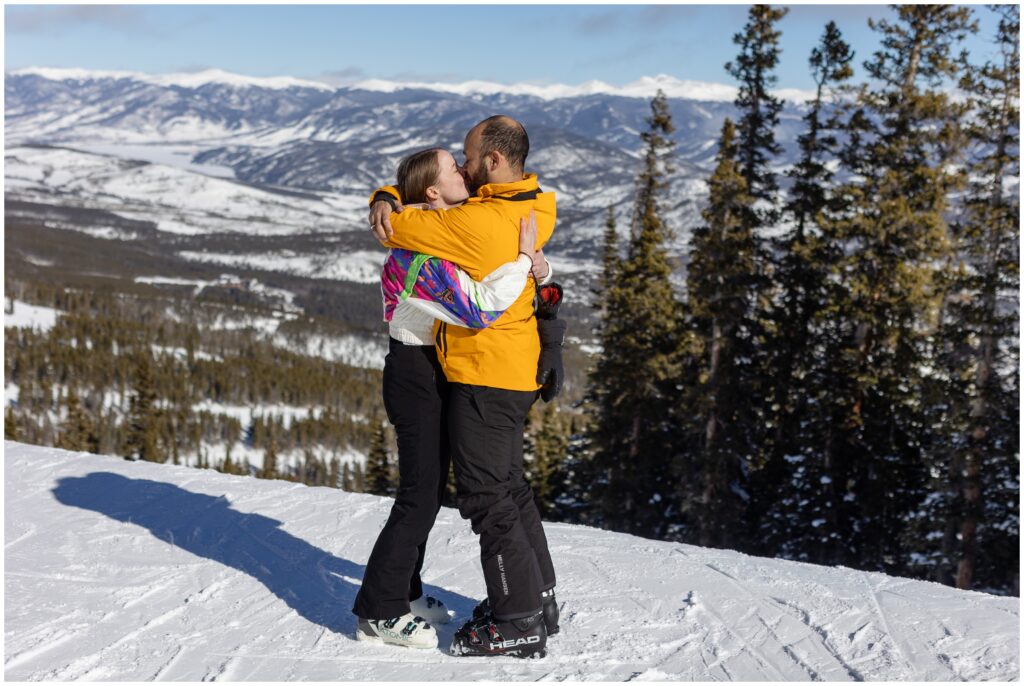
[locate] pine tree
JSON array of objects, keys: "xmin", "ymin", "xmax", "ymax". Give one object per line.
[
  {"xmin": 221, "ymin": 443, "xmax": 237, "ymax": 475},
  {"xmin": 574, "ymin": 205, "xmax": 622, "ymax": 526},
  {"xmin": 912, "ymin": 5, "xmax": 1019, "ymax": 592},
  {"xmin": 593, "ymin": 205, "xmax": 621, "ymax": 309},
  {"xmin": 302, "ymin": 448, "xmax": 326, "ymax": 486},
  {"xmin": 328, "ymin": 456, "xmax": 340, "ymax": 489},
  {"xmin": 57, "ymin": 386, "xmax": 99, "ymax": 453},
  {"xmin": 586, "ymin": 90, "xmax": 682, "ymax": 538},
  {"xmin": 683, "ymin": 118, "xmax": 758, "ymax": 548},
  {"xmin": 260, "ymin": 429, "xmax": 279, "ymax": 479},
  {"xmin": 5, "ymin": 406, "xmax": 20, "ymax": 441},
  {"xmin": 952, "ymin": 3, "xmax": 1019, "ymax": 594},
  {"xmin": 341, "ymin": 462, "xmax": 355, "ymax": 492},
  {"xmin": 125, "ymin": 350, "xmax": 162, "ymax": 462},
  {"xmin": 525, "ymin": 403, "xmax": 569, "ymax": 519},
  {"xmin": 713, "ymin": 4, "xmax": 789, "ymax": 550},
  {"xmin": 785, "ymin": 21, "xmax": 854, "ymax": 232},
  {"xmin": 364, "ymin": 419, "xmax": 393, "ymax": 497},
  {"xmin": 352, "ymin": 461, "xmax": 367, "ymax": 494},
  {"xmin": 815, "ymin": 5, "xmax": 977, "ymax": 573},
  {"xmin": 754, "ymin": 21, "xmax": 855, "ymax": 557},
  {"xmin": 725, "ymin": 4, "xmax": 789, "ymax": 223},
  {"xmin": 557, "ymin": 414, "xmax": 596, "ymax": 526}
]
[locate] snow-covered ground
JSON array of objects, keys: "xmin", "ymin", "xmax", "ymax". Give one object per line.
[
  {"xmin": 136, "ymin": 274, "xmax": 303, "ymax": 309},
  {"xmin": 272, "ymin": 331, "xmax": 387, "ymax": 370},
  {"xmin": 3, "ymin": 300, "xmax": 62, "ymax": 332},
  {"xmin": 4, "ymin": 292, "xmax": 387, "ymax": 371},
  {"xmin": 177, "ymin": 248, "xmax": 385, "ymax": 284},
  {"xmin": 5, "ymin": 146, "xmax": 368, "ymax": 236},
  {"xmin": 70, "ymin": 142, "xmax": 237, "ymax": 179},
  {"xmin": 193, "ymin": 440, "xmax": 367, "ymax": 476},
  {"xmin": 5, "ymin": 442, "xmax": 1018, "ymax": 681}
]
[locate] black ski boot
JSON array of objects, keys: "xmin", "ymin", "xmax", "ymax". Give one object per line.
[
  {"xmin": 449, "ymin": 611, "xmax": 547, "ymax": 658},
  {"xmin": 472, "ymin": 588, "xmax": 560, "ymax": 636}
]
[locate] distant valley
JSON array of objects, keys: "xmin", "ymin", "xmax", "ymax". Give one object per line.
[{"xmin": 5, "ymin": 68, "xmax": 815, "ymax": 313}]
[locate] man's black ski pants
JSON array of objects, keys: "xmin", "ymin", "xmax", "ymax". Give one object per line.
[
  {"xmin": 352, "ymin": 339, "xmax": 449, "ymax": 620},
  {"xmin": 448, "ymin": 383, "xmax": 557, "ymax": 621}
]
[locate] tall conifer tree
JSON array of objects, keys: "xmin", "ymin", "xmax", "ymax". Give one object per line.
[
  {"xmin": 684, "ymin": 119, "xmax": 757, "ymax": 548},
  {"xmin": 5, "ymin": 407, "xmax": 20, "ymax": 441},
  {"xmin": 586, "ymin": 90, "xmax": 682, "ymax": 538},
  {"xmin": 595, "ymin": 205, "xmax": 621, "ymax": 305},
  {"xmin": 57, "ymin": 387, "xmax": 100, "ymax": 453},
  {"xmin": 815, "ymin": 5, "xmax": 976, "ymax": 573},
  {"xmin": 365, "ymin": 419, "xmax": 394, "ymax": 497},
  {"xmin": 726, "ymin": 4, "xmax": 789, "ymax": 223},
  {"xmin": 260, "ymin": 431, "xmax": 279, "ymax": 479},
  {"xmin": 125, "ymin": 351, "xmax": 161, "ymax": 462},
  {"xmin": 910, "ymin": 5, "xmax": 1019, "ymax": 592},
  {"xmin": 574, "ymin": 205, "xmax": 622, "ymax": 527},
  {"xmin": 328, "ymin": 456, "xmax": 341, "ymax": 489},
  {"xmin": 525, "ymin": 403, "xmax": 569, "ymax": 519},
  {"xmin": 715, "ymin": 4, "xmax": 788, "ymax": 550},
  {"xmin": 754, "ymin": 21, "xmax": 855, "ymax": 558}
]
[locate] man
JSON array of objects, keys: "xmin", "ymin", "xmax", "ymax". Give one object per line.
[{"xmin": 367, "ymin": 116, "xmax": 562, "ymax": 659}]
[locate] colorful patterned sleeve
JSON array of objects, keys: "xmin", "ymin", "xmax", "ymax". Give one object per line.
[{"xmin": 382, "ymin": 249, "xmax": 532, "ymax": 329}]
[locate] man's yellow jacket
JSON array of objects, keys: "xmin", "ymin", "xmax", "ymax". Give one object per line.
[{"xmin": 373, "ymin": 173, "xmax": 556, "ymax": 391}]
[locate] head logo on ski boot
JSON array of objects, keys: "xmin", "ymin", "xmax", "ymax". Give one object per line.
[{"xmin": 450, "ymin": 612, "xmax": 546, "ymax": 659}]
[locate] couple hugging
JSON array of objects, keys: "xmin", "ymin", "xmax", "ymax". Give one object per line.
[{"xmin": 352, "ymin": 115, "xmax": 566, "ymax": 659}]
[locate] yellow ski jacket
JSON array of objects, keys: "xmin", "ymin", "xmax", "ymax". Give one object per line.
[{"xmin": 372, "ymin": 174, "xmax": 556, "ymax": 391}]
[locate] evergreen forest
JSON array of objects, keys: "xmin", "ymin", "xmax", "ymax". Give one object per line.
[{"xmin": 579, "ymin": 5, "xmax": 1019, "ymax": 596}]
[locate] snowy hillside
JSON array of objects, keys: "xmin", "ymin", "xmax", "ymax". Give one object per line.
[
  {"xmin": 6, "ymin": 67, "xmax": 788, "ymax": 265},
  {"xmin": 5, "ymin": 145, "xmax": 369, "ymax": 237},
  {"xmin": 5, "ymin": 442, "xmax": 1019, "ymax": 681}
]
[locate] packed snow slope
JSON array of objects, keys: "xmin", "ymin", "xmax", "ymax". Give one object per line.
[{"xmin": 5, "ymin": 443, "xmax": 1019, "ymax": 681}]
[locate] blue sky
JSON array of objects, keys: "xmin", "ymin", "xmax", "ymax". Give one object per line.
[{"xmin": 4, "ymin": 4, "xmax": 1005, "ymax": 90}]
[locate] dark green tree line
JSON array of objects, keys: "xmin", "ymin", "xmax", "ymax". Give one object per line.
[{"xmin": 585, "ymin": 89, "xmax": 684, "ymax": 538}]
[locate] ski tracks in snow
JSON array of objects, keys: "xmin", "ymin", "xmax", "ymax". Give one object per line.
[
  {"xmin": 4, "ymin": 444, "xmax": 1020, "ymax": 681},
  {"xmin": 701, "ymin": 560, "xmax": 860, "ymax": 680}
]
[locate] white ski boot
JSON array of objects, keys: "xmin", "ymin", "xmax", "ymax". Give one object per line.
[
  {"xmin": 410, "ymin": 595, "xmax": 454, "ymax": 625},
  {"xmin": 357, "ymin": 613, "xmax": 437, "ymax": 649}
]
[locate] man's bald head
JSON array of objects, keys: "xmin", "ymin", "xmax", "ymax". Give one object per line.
[{"xmin": 473, "ymin": 115, "xmax": 530, "ymax": 176}]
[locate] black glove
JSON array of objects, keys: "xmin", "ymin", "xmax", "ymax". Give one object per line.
[{"xmin": 536, "ymin": 317, "xmax": 567, "ymax": 402}]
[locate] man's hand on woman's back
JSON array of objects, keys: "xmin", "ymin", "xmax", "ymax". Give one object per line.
[
  {"xmin": 518, "ymin": 211, "xmax": 538, "ymax": 257},
  {"xmin": 517, "ymin": 212, "xmax": 551, "ymax": 281}
]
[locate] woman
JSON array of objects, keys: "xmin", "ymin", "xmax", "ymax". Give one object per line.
[{"xmin": 353, "ymin": 148, "xmax": 545, "ymax": 649}]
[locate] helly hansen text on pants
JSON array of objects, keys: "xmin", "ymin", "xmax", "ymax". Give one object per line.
[{"xmin": 447, "ymin": 383, "xmax": 557, "ymax": 620}]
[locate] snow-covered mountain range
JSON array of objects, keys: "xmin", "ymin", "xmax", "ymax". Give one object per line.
[
  {"xmin": 4, "ymin": 67, "xmax": 814, "ymax": 356},
  {"xmin": 5, "ymin": 442, "xmax": 1019, "ymax": 681},
  {"xmin": 7, "ymin": 67, "xmax": 820, "ymax": 102},
  {"xmin": 5, "ymin": 67, "xmax": 810, "ymax": 262}
]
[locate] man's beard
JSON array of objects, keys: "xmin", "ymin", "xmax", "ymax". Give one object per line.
[{"xmin": 466, "ymin": 165, "xmax": 489, "ymax": 195}]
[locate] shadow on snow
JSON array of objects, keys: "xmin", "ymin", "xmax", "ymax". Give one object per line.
[{"xmin": 51, "ymin": 471, "xmax": 473, "ymax": 644}]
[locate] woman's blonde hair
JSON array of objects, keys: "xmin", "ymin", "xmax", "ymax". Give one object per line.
[{"xmin": 396, "ymin": 148, "xmax": 444, "ymax": 204}]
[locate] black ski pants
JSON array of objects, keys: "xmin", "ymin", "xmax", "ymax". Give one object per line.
[
  {"xmin": 448, "ymin": 383, "xmax": 557, "ymax": 621},
  {"xmin": 352, "ymin": 339, "xmax": 450, "ymax": 620}
]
